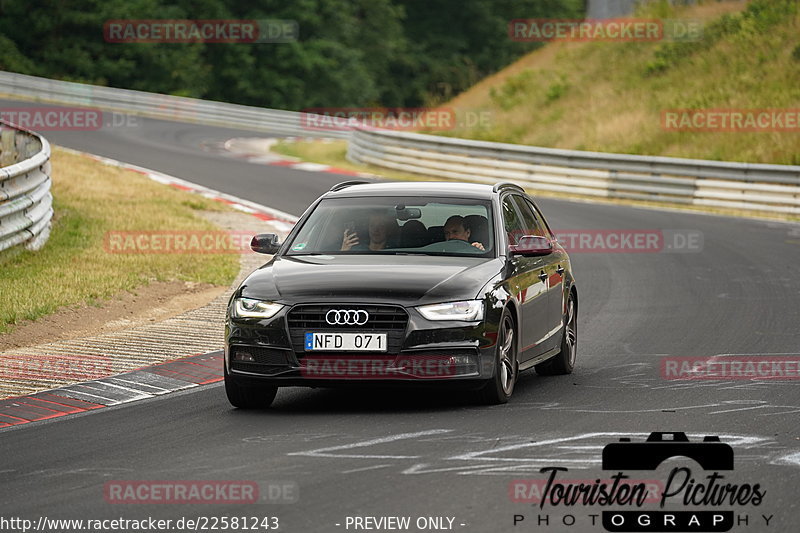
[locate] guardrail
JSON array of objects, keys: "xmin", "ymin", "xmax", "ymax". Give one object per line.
[
  {"xmin": 4, "ymin": 70, "xmax": 798, "ymax": 216},
  {"xmin": 347, "ymin": 128, "xmax": 800, "ymax": 216},
  {"xmin": 0, "ymin": 71, "xmax": 350, "ymax": 139},
  {"xmin": 0, "ymin": 120, "xmax": 52, "ymax": 253}
]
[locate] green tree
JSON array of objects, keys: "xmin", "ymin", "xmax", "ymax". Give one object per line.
[{"xmin": 0, "ymin": 0, "xmax": 584, "ymax": 109}]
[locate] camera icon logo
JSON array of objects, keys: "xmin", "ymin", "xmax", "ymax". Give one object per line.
[{"xmin": 602, "ymin": 432, "xmax": 734, "ymax": 471}]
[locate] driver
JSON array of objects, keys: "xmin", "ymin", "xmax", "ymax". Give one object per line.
[{"xmin": 443, "ymin": 215, "xmax": 485, "ymax": 251}]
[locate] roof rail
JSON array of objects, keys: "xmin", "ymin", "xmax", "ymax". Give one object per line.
[
  {"xmin": 329, "ymin": 180, "xmax": 370, "ymax": 192},
  {"xmin": 493, "ymin": 182, "xmax": 525, "ymax": 194}
]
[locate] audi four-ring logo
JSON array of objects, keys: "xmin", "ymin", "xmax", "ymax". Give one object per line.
[{"xmin": 325, "ymin": 309, "xmax": 369, "ymax": 325}]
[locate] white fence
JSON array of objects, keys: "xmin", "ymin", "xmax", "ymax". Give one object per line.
[
  {"xmin": 0, "ymin": 71, "xmax": 349, "ymax": 139},
  {"xmin": 0, "ymin": 121, "xmax": 52, "ymax": 252},
  {"xmin": 3, "ymin": 70, "xmax": 798, "ymax": 216},
  {"xmin": 347, "ymin": 128, "xmax": 800, "ymax": 215}
]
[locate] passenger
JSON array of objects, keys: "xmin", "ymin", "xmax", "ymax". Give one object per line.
[
  {"xmin": 443, "ymin": 215, "xmax": 485, "ymax": 251},
  {"xmin": 341, "ymin": 212, "xmax": 399, "ymax": 251}
]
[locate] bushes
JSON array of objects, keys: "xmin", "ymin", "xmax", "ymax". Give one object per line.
[{"xmin": 0, "ymin": 0, "xmax": 583, "ymax": 109}]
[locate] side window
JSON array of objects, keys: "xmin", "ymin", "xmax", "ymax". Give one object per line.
[
  {"xmin": 527, "ymin": 200, "xmax": 555, "ymax": 239},
  {"xmin": 513, "ymin": 196, "xmax": 548, "ymax": 238},
  {"xmin": 501, "ymin": 196, "xmax": 524, "ymax": 245}
]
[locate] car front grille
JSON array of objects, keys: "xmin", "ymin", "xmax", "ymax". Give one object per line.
[
  {"xmin": 287, "ymin": 304, "xmax": 408, "ymax": 355},
  {"xmin": 287, "ymin": 305, "xmax": 408, "ymax": 330}
]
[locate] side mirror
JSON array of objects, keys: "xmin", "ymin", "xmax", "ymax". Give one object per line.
[
  {"xmin": 250, "ymin": 233, "xmax": 281, "ymax": 254},
  {"xmin": 509, "ymin": 235, "xmax": 553, "ymax": 256}
]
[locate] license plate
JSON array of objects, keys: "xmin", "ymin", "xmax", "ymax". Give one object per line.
[{"xmin": 305, "ymin": 333, "xmax": 387, "ymax": 352}]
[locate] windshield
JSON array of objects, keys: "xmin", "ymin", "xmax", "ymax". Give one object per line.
[{"xmin": 286, "ymin": 196, "xmax": 494, "ymax": 257}]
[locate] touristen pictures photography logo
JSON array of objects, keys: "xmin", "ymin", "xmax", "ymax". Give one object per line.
[{"xmin": 511, "ymin": 432, "xmax": 772, "ymax": 532}]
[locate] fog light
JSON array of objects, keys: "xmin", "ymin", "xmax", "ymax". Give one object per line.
[{"xmin": 234, "ymin": 351, "xmax": 255, "ymax": 362}]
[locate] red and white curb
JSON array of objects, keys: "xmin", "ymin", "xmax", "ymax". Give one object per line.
[
  {"xmin": 0, "ymin": 148, "xmax": 300, "ymax": 428},
  {"xmin": 3, "ymin": 144, "xmax": 374, "ymax": 428},
  {"xmin": 57, "ymin": 146, "xmax": 300, "ymax": 233},
  {"xmin": 217, "ymin": 137, "xmax": 377, "ymax": 179},
  {"xmin": 0, "ymin": 351, "xmax": 224, "ymax": 429}
]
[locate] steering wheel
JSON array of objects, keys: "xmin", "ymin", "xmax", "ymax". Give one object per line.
[{"xmin": 424, "ymin": 239, "xmax": 483, "ymax": 253}]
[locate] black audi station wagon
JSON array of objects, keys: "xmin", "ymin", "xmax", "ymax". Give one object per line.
[{"xmin": 224, "ymin": 181, "xmax": 577, "ymax": 407}]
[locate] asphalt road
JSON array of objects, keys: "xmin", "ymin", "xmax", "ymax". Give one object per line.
[
  {"xmin": 2, "ymin": 100, "xmax": 799, "ymax": 532},
  {"xmin": 0, "ymin": 99, "xmax": 348, "ymax": 215}
]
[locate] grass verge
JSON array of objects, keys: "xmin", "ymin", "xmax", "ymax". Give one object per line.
[
  {"xmin": 0, "ymin": 147, "xmax": 239, "ymax": 334},
  {"xmin": 434, "ymin": 0, "xmax": 800, "ymax": 165}
]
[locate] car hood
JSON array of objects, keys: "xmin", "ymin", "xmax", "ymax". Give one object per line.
[{"xmin": 238, "ymin": 254, "xmax": 504, "ymax": 304}]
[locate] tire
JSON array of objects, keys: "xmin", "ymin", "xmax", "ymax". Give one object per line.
[
  {"xmin": 224, "ymin": 366, "xmax": 278, "ymax": 409},
  {"xmin": 536, "ymin": 291, "xmax": 577, "ymax": 376},
  {"xmin": 478, "ymin": 310, "xmax": 518, "ymax": 404}
]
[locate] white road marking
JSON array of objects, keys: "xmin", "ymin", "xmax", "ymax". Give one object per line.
[
  {"xmin": 542, "ymin": 403, "xmax": 724, "ymax": 414},
  {"xmin": 402, "ymin": 464, "xmax": 503, "ymax": 475},
  {"xmin": 289, "ymin": 431, "xmax": 776, "ymax": 476},
  {"xmin": 771, "ymin": 451, "xmax": 800, "ymax": 467},
  {"xmin": 448, "ymin": 432, "xmax": 644, "ymax": 463},
  {"xmin": 287, "ymin": 429, "xmax": 453, "ymax": 459},
  {"xmin": 414, "ymin": 433, "xmax": 774, "ymax": 475},
  {"xmin": 708, "ymin": 405, "xmax": 771, "ymax": 414},
  {"xmin": 341, "ymin": 464, "xmax": 392, "ymax": 474}
]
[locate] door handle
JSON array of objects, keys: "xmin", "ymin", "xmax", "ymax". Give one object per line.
[
  {"xmin": 538, "ymin": 271, "xmax": 547, "ymax": 281},
  {"xmin": 556, "ymin": 265, "xmax": 565, "ymax": 274}
]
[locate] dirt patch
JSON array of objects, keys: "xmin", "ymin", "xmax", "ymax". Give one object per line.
[
  {"xmin": 0, "ymin": 208, "xmax": 279, "ymax": 354},
  {"xmin": 0, "ymin": 280, "xmax": 227, "ymax": 351}
]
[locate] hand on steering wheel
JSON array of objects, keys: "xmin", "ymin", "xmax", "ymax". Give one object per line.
[{"xmin": 443, "ymin": 238, "xmax": 483, "ymax": 252}]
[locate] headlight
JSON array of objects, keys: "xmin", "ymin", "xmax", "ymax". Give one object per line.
[
  {"xmin": 417, "ymin": 300, "xmax": 484, "ymax": 321},
  {"xmin": 233, "ymin": 298, "xmax": 283, "ymax": 319}
]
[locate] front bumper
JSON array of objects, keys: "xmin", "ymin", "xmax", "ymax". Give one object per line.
[{"xmin": 224, "ymin": 304, "xmax": 498, "ymax": 386}]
